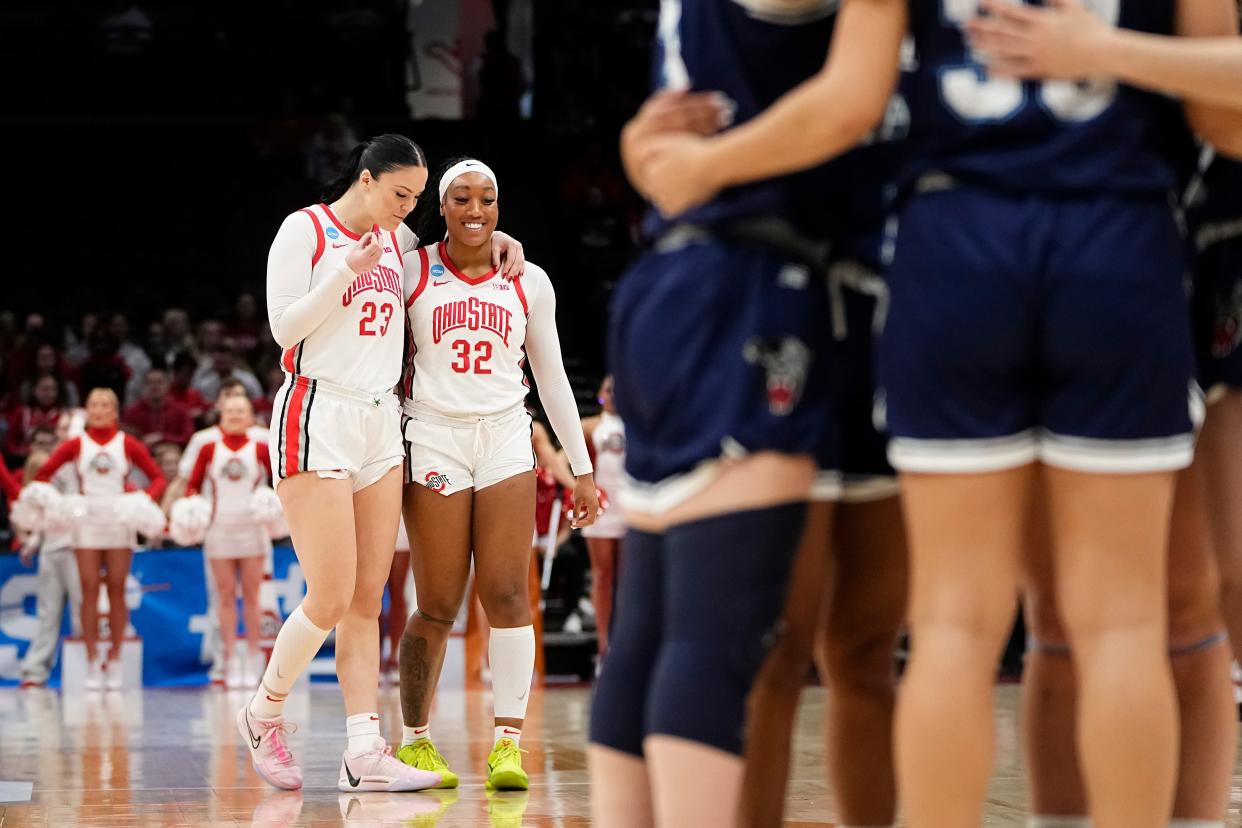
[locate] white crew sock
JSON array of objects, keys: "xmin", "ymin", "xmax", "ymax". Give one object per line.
[
  {"xmin": 402, "ymin": 723, "xmax": 431, "ymax": 747},
  {"xmin": 495, "ymin": 725, "xmax": 522, "ymax": 747},
  {"xmin": 346, "ymin": 712, "xmax": 382, "ymax": 755},
  {"xmin": 249, "ymin": 605, "xmax": 331, "ymax": 719},
  {"xmin": 489, "ymin": 625, "xmax": 535, "ymax": 721},
  {"xmin": 1028, "ymin": 819, "xmax": 1090, "ymax": 828},
  {"xmin": 1168, "ymin": 821, "xmax": 1225, "ymax": 828}
]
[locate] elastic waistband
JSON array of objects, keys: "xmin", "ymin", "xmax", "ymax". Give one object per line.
[
  {"xmin": 282, "ymin": 373, "xmax": 396, "ymax": 408},
  {"xmin": 403, "ymin": 403, "xmax": 528, "ymax": 429}
]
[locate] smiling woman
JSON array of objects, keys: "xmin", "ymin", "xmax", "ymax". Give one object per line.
[{"xmin": 392, "ymin": 156, "xmax": 599, "ymax": 793}]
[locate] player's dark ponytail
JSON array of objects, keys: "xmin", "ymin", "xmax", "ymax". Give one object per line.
[{"xmin": 320, "ymin": 134, "xmax": 427, "ymax": 202}]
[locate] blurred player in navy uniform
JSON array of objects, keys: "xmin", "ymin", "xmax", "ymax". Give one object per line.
[
  {"xmin": 587, "ymin": 2, "xmax": 851, "ymax": 825},
  {"xmin": 967, "ymin": 4, "xmax": 1242, "ymax": 825},
  {"xmin": 627, "ymin": 0, "xmax": 1242, "ymax": 825},
  {"xmin": 741, "ymin": 35, "xmax": 915, "ymax": 828}
]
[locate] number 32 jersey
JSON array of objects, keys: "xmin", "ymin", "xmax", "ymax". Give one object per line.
[
  {"xmin": 905, "ymin": 0, "xmax": 1180, "ymax": 196},
  {"xmin": 402, "ymin": 241, "xmax": 542, "ymax": 419},
  {"xmin": 269, "ymin": 203, "xmax": 417, "ymax": 394}
]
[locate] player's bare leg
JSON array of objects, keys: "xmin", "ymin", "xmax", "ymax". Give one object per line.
[
  {"xmin": 818, "ymin": 495, "xmax": 906, "ymax": 828},
  {"xmin": 1199, "ymin": 392, "xmax": 1242, "ymax": 662},
  {"xmin": 337, "ymin": 467, "xmax": 403, "ymax": 716},
  {"xmin": 399, "ymin": 484, "xmax": 473, "ymax": 733},
  {"xmin": 386, "ymin": 549, "xmax": 410, "ymax": 674},
  {"xmin": 1045, "ymin": 466, "xmax": 1177, "ymax": 828},
  {"xmin": 239, "ymin": 473, "xmax": 358, "ymax": 791},
  {"xmin": 1025, "ymin": 462, "xmax": 1235, "ymax": 823},
  {"xmin": 739, "ymin": 500, "xmax": 832, "ymax": 828},
  {"xmin": 896, "ymin": 468, "xmax": 1028, "ymax": 828},
  {"xmin": 473, "ymin": 471, "xmax": 539, "ymax": 789}
]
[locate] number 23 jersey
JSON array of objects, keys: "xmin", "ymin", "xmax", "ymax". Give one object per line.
[
  {"xmin": 270, "ymin": 203, "xmax": 417, "ymax": 394},
  {"xmin": 905, "ymin": 0, "xmax": 1180, "ymax": 196},
  {"xmin": 402, "ymin": 241, "xmax": 542, "ymax": 419}
]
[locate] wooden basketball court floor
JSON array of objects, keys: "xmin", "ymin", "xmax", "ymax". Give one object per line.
[{"xmin": 2, "ymin": 684, "xmax": 1241, "ymax": 827}]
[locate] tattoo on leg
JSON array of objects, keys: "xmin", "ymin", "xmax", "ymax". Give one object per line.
[{"xmin": 400, "ymin": 634, "xmax": 433, "ymax": 726}]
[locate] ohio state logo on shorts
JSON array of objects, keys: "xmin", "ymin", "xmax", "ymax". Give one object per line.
[
  {"xmin": 90, "ymin": 454, "xmax": 116, "ymax": 475},
  {"xmin": 424, "ymin": 471, "xmax": 451, "ymax": 492}
]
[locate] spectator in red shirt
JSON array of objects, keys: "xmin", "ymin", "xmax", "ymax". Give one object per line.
[
  {"xmin": 123, "ymin": 367, "xmax": 194, "ymax": 448},
  {"xmin": 167, "ymin": 351, "xmax": 209, "ymax": 426},
  {"xmin": 5, "ymin": 376, "xmax": 67, "ymax": 467}
]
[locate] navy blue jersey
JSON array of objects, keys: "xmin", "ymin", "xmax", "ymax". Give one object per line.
[
  {"xmin": 903, "ymin": 0, "xmax": 1183, "ymax": 196},
  {"xmin": 649, "ymin": 0, "xmax": 837, "ymax": 238}
]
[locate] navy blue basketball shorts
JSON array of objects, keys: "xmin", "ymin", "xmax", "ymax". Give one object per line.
[
  {"xmin": 813, "ymin": 258, "xmax": 898, "ymax": 502},
  {"xmin": 879, "ymin": 186, "xmax": 1202, "ymax": 475},
  {"xmin": 609, "ymin": 226, "xmax": 836, "ymax": 515},
  {"xmin": 1193, "ymin": 231, "xmax": 1242, "ymax": 401}
]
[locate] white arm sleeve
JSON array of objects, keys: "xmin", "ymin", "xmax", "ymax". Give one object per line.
[
  {"xmin": 266, "ymin": 212, "xmax": 358, "ymax": 349},
  {"xmin": 524, "ymin": 273, "xmax": 593, "ymax": 477}
]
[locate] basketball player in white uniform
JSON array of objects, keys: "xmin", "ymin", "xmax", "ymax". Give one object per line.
[
  {"xmin": 184, "ymin": 395, "xmax": 271, "ymax": 688},
  {"xmin": 580, "ymin": 375, "xmax": 626, "ymax": 659},
  {"xmin": 243, "ymin": 134, "xmax": 524, "ymax": 793},
  {"xmin": 33, "ymin": 388, "xmax": 166, "ymax": 690},
  {"xmin": 394, "ymin": 158, "xmax": 599, "ymax": 791}
]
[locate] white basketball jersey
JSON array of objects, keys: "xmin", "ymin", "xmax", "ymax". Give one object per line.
[
  {"xmin": 591, "ymin": 411, "xmax": 626, "ymax": 496},
  {"xmin": 402, "ymin": 242, "xmax": 546, "ymax": 419},
  {"xmin": 207, "ymin": 437, "xmax": 266, "ymax": 526},
  {"xmin": 76, "ymin": 431, "xmax": 129, "ymax": 496},
  {"xmin": 273, "ymin": 204, "xmax": 417, "ymax": 394}
]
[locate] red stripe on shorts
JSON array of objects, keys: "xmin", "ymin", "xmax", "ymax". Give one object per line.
[{"xmin": 283, "ymin": 376, "xmax": 310, "ymax": 478}]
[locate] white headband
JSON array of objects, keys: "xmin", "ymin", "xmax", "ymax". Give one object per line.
[{"xmin": 438, "ymin": 159, "xmax": 499, "ymax": 203}]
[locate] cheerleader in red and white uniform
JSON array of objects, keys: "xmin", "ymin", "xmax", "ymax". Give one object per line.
[
  {"xmin": 33, "ymin": 388, "xmax": 165, "ymax": 689},
  {"xmin": 184, "ymin": 395, "xmax": 271, "ymax": 688}
]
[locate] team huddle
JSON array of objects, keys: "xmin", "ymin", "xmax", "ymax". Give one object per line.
[{"xmin": 587, "ymin": 0, "xmax": 1242, "ymax": 827}]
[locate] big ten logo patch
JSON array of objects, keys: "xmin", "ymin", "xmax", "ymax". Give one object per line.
[{"xmin": 424, "ymin": 471, "xmax": 450, "ymax": 493}]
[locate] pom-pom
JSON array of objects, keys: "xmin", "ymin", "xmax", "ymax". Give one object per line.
[
  {"xmin": 249, "ymin": 486, "xmax": 288, "ymax": 539},
  {"xmin": 121, "ymin": 492, "xmax": 167, "ymax": 539},
  {"xmin": 169, "ymin": 495, "xmax": 212, "ymax": 546}
]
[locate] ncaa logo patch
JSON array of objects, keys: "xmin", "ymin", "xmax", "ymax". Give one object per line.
[
  {"xmin": 424, "ymin": 471, "xmax": 450, "ymax": 493},
  {"xmin": 431, "ymin": 264, "xmax": 445, "ymax": 277},
  {"xmin": 325, "ymin": 226, "xmax": 340, "ymax": 240}
]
